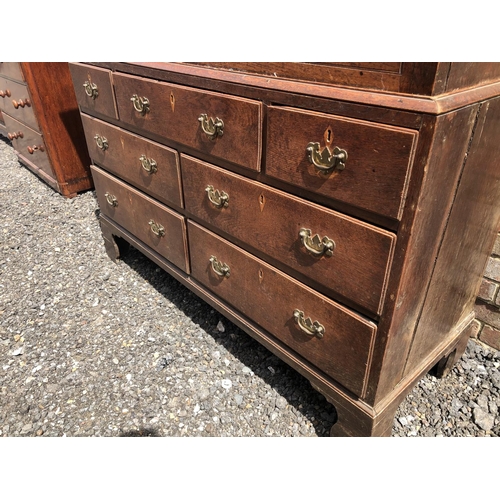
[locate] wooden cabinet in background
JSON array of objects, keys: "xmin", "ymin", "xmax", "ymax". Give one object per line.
[
  {"xmin": 0, "ymin": 63, "xmax": 92, "ymax": 197},
  {"xmin": 69, "ymin": 62, "xmax": 500, "ymax": 436}
]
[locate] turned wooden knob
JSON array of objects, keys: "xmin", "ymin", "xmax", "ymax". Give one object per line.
[
  {"xmin": 0, "ymin": 89, "xmax": 11, "ymax": 98},
  {"xmin": 7, "ymin": 131, "xmax": 24, "ymax": 140},
  {"xmin": 12, "ymin": 98, "xmax": 31, "ymax": 109},
  {"xmin": 27, "ymin": 145, "xmax": 44, "ymax": 154}
]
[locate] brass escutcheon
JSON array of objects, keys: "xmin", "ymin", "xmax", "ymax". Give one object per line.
[
  {"xmin": 206, "ymin": 185, "xmax": 229, "ymax": 208},
  {"xmin": 131, "ymin": 94, "xmax": 150, "ymax": 115},
  {"xmin": 94, "ymin": 134, "xmax": 108, "ymax": 151},
  {"xmin": 104, "ymin": 192, "xmax": 118, "ymax": 207},
  {"xmin": 139, "ymin": 155, "xmax": 157, "ymax": 174},
  {"xmin": 198, "ymin": 113, "xmax": 224, "ymax": 139},
  {"xmin": 293, "ymin": 309, "xmax": 325, "ymax": 339},
  {"xmin": 209, "ymin": 255, "xmax": 230, "ymax": 278},
  {"xmin": 83, "ymin": 81, "xmax": 98, "ymax": 99},
  {"xmin": 149, "ymin": 220, "xmax": 165, "ymax": 237},
  {"xmin": 306, "ymin": 142, "xmax": 347, "ymax": 173},
  {"xmin": 299, "ymin": 228, "xmax": 335, "ymax": 257}
]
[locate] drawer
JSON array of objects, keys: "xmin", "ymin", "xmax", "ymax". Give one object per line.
[
  {"xmin": 112, "ymin": 72, "xmax": 262, "ymax": 171},
  {"xmin": 266, "ymin": 106, "xmax": 418, "ymax": 220},
  {"xmin": 188, "ymin": 221, "xmax": 375, "ymax": 397},
  {"xmin": 181, "ymin": 154, "xmax": 395, "ymax": 315},
  {"xmin": 0, "ymin": 78, "xmax": 38, "ymax": 131},
  {"xmin": 91, "ymin": 166, "xmax": 189, "ymax": 273},
  {"xmin": 3, "ymin": 114, "xmax": 52, "ymax": 176},
  {"xmin": 81, "ymin": 114, "xmax": 183, "ymax": 208},
  {"xmin": 0, "ymin": 62, "xmax": 23, "ymax": 82},
  {"xmin": 69, "ymin": 63, "xmax": 118, "ymax": 119}
]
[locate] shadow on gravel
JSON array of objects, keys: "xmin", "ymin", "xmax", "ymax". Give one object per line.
[
  {"xmin": 118, "ymin": 244, "xmax": 337, "ymax": 437},
  {"xmin": 120, "ymin": 427, "xmax": 160, "ymax": 437}
]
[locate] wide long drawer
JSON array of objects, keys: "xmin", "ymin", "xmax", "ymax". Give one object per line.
[
  {"xmin": 0, "ymin": 62, "xmax": 23, "ymax": 82},
  {"xmin": 112, "ymin": 72, "xmax": 263, "ymax": 171},
  {"xmin": 181, "ymin": 154, "xmax": 395, "ymax": 315},
  {"xmin": 81, "ymin": 114, "xmax": 183, "ymax": 208},
  {"xmin": 0, "ymin": 77, "xmax": 38, "ymax": 131},
  {"xmin": 3, "ymin": 114, "xmax": 52, "ymax": 176},
  {"xmin": 266, "ymin": 106, "xmax": 418, "ymax": 220},
  {"xmin": 91, "ymin": 166, "xmax": 189, "ymax": 273},
  {"xmin": 188, "ymin": 221, "xmax": 375, "ymax": 397}
]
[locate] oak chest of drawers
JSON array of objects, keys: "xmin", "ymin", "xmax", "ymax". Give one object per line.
[
  {"xmin": 0, "ymin": 62, "xmax": 92, "ymax": 197},
  {"xmin": 69, "ymin": 62, "xmax": 500, "ymax": 436}
]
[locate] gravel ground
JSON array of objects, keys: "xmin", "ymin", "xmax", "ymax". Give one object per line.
[{"xmin": 1, "ymin": 135, "xmax": 499, "ymax": 437}]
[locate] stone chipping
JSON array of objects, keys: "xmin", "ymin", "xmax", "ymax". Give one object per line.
[{"xmin": 1, "ymin": 136, "xmax": 498, "ymax": 437}]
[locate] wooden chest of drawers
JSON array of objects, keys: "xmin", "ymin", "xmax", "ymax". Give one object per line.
[
  {"xmin": 69, "ymin": 62, "xmax": 500, "ymax": 436},
  {"xmin": 0, "ymin": 63, "xmax": 92, "ymax": 197}
]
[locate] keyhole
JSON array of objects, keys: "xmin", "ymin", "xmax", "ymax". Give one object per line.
[
  {"xmin": 170, "ymin": 92, "xmax": 175, "ymax": 112},
  {"xmin": 324, "ymin": 126, "xmax": 333, "ymax": 147},
  {"xmin": 258, "ymin": 269, "xmax": 264, "ymax": 283},
  {"xmin": 259, "ymin": 193, "xmax": 266, "ymax": 212}
]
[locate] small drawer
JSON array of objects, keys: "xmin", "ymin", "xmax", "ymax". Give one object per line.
[
  {"xmin": 181, "ymin": 154, "xmax": 395, "ymax": 315},
  {"xmin": 188, "ymin": 221, "xmax": 375, "ymax": 397},
  {"xmin": 112, "ymin": 72, "xmax": 262, "ymax": 171},
  {"xmin": 0, "ymin": 78, "xmax": 38, "ymax": 131},
  {"xmin": 266, "ymin": 106, "xmax": 418, "ymax": 220},
  {"xmin": 0, "ymin": 62, "xmax": 23, "ymax": 82},
  {"xmin": 91, "ymin": 166, "xmax": 189, "ymax": 273},
  {"xmin": 3, "ymin": 113, "xmax": 52, "ymax": 176},
  {"xmin": 81, "ymin": 114, "xmax": 183, "ymax": 208},
  {"xmin": 69, "ymin": 63, "xmax": 118, "ymax": 120}
]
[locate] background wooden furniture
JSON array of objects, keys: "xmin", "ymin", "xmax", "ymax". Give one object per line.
[
  {"xmin": 69, "ymin": 62, "xmax": 500, "ymax": 436},
  {"xmin": 0, "ymin": 62, "xmax": 92, "ymax": 197}
]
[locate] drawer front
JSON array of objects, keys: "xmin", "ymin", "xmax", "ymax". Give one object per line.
[
  {"xmin": 69, "ymin": 63, "xmax": 118, "ymax": 119},
  {"xmin": 0, "ymin": 62, "xmax": 23, "ymax": 82},
  {"xmin": 0, "ymin": 78, "xmax": 38, "ymax": 130},
  {"xmin": 181, "ymin": 154, "xmax": 395, "ymax": 315},
  {"xmin": 3, "ymin": 113, "xmax": 52, "ymax": 176},
  {"xmin": 113, "ymin": 72, "xmax": 262, "ymax": 171},
  {"xmin": 188, "ymin": 221, "xmax": 375, "ymax": 396},
  {"xmin": 81, "ymin": 114, "xmax": 183, "ymax": 208},
  {"xmin": 266, "ymin": 106, "xmax": 418, "ymax": 220},
  {"xmin": 91, "ymin": 166, "xmax": 189, "ymax": 273}
]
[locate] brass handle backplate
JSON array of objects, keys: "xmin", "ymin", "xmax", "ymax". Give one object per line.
[
  {"xmin": 94, "ymin": 134, "xmax": 108, "ymax": 151},
  {"xmin": 8, "ymin": 131, "xmax": 23, "ymax": 140},
  {"xmin": 131, "ymin": 94, "xmax": 150, "ymax": 115},
  {"xmin": 149, "ymin": 220, "xmax": 165, "ymax": 237},
  {"xmin": 139, "ymin": 155, "xmax": 157, "ymax": 174},
  {"xmin": 83, "ymin": 81, "xmax": 99, "ymax": 99},
  {"xmin": 198, "ymin": 113, "xmax": 224, "ymax": 139},
  {"xmin": 299, "ymin": 228, "xmax": 335, "ymax": 257},
  {"xmin": 306, "ymin": 142, "xmax": 347, "ymax": 173},
  {"xmin": 104, "ymin": 192, "xmax": 118, "ymax": 207},
  {"xmin": 12, "ymin": 98, "xmax": 31, "ymax": 109},
  {"xmin": 206, "ymin": 185, "xmax": 229, "ymax": 208},
  {"xmin": 293, "ymin": 309, "xmax": 325, "ymax": 339},
  {"xmin": 0, "ymin": 89, "xmax": 11, "ymax": 98},
  {"xmin": 27, "ymin": 145, "xmax": 44, "ymax": 154},
  {"xmin": 209, "ymin": 255, "xmax": 230, "ymax": 278}
]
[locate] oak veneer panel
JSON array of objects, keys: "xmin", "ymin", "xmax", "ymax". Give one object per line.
[
  {"xmin": 188, "ymin": 221, "xmax": 376, "ymax": 397},
  {"xmin": 91, "ymin": 165, "xmax": 189, "ymax": 274},
  {"xmin": 266, "ymin": 106, "xmax": 418, "ymax": 220},
  {"xmin": 112, "ymin": 72, "xmax": 263, "ymax": 172},
  {"xmin": 81, "ymin": 114, "xmax": 183, "ymax": 208},
  {"xmin": 181, "ymin": 154, "xmax": 395, "ymax": 315}
]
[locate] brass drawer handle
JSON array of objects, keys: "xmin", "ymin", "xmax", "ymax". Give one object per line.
[
  {"xmin": 7, "ymin": 131, "xmax": 23, "ymax": 140},
  {"xmin": 139, "ymin": 155, "xmax": 157, "ymax": 174},
  {"xmin": 94, "ymin": 134, "xmax": 108, "ymax": 151},
  {"xmin": 206, "ymin": 185, "xmax": 229, "ymax": 208},
  {"xmin": 293, "ymin": 309, "xmax": 325, "ymax": 339},
  {"xmin": 27, "ymin": 145, "xmax": 44, "ymax": 154},
  {"xmin": 149, "ymin": 220, "xmax": 165, "ymax": 237},
  {"xmin": 299, "ymin": 228, "xmax": 335, "ymax": 257},
  {"xmin": 131, "ymin": 94, "xmax": 150, "ymax": 115},
  {"xmin": 306, "ymin": 142, "xmax": 347, "ymax": 173},
  {"xmin": 209, "ymin": 255, "xmax": 230, "ymax": 278},
  {"xmin": 198, "ymin": 113, "xmax": 224, "ymax": 139},
  {"xmin": 104, "ymin": 192, "xmax": 118, "ymax": 207},
  {"xmin": 0, "ymin": 89, "xmax": 11, "ymax": 98},
  {"xmin": 83, "ymin": 81, "xmax": 99, "ymax": 99},
  {"xmin": 12, "ymin": 98, "xmax": 31, "ymax": 109}
]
